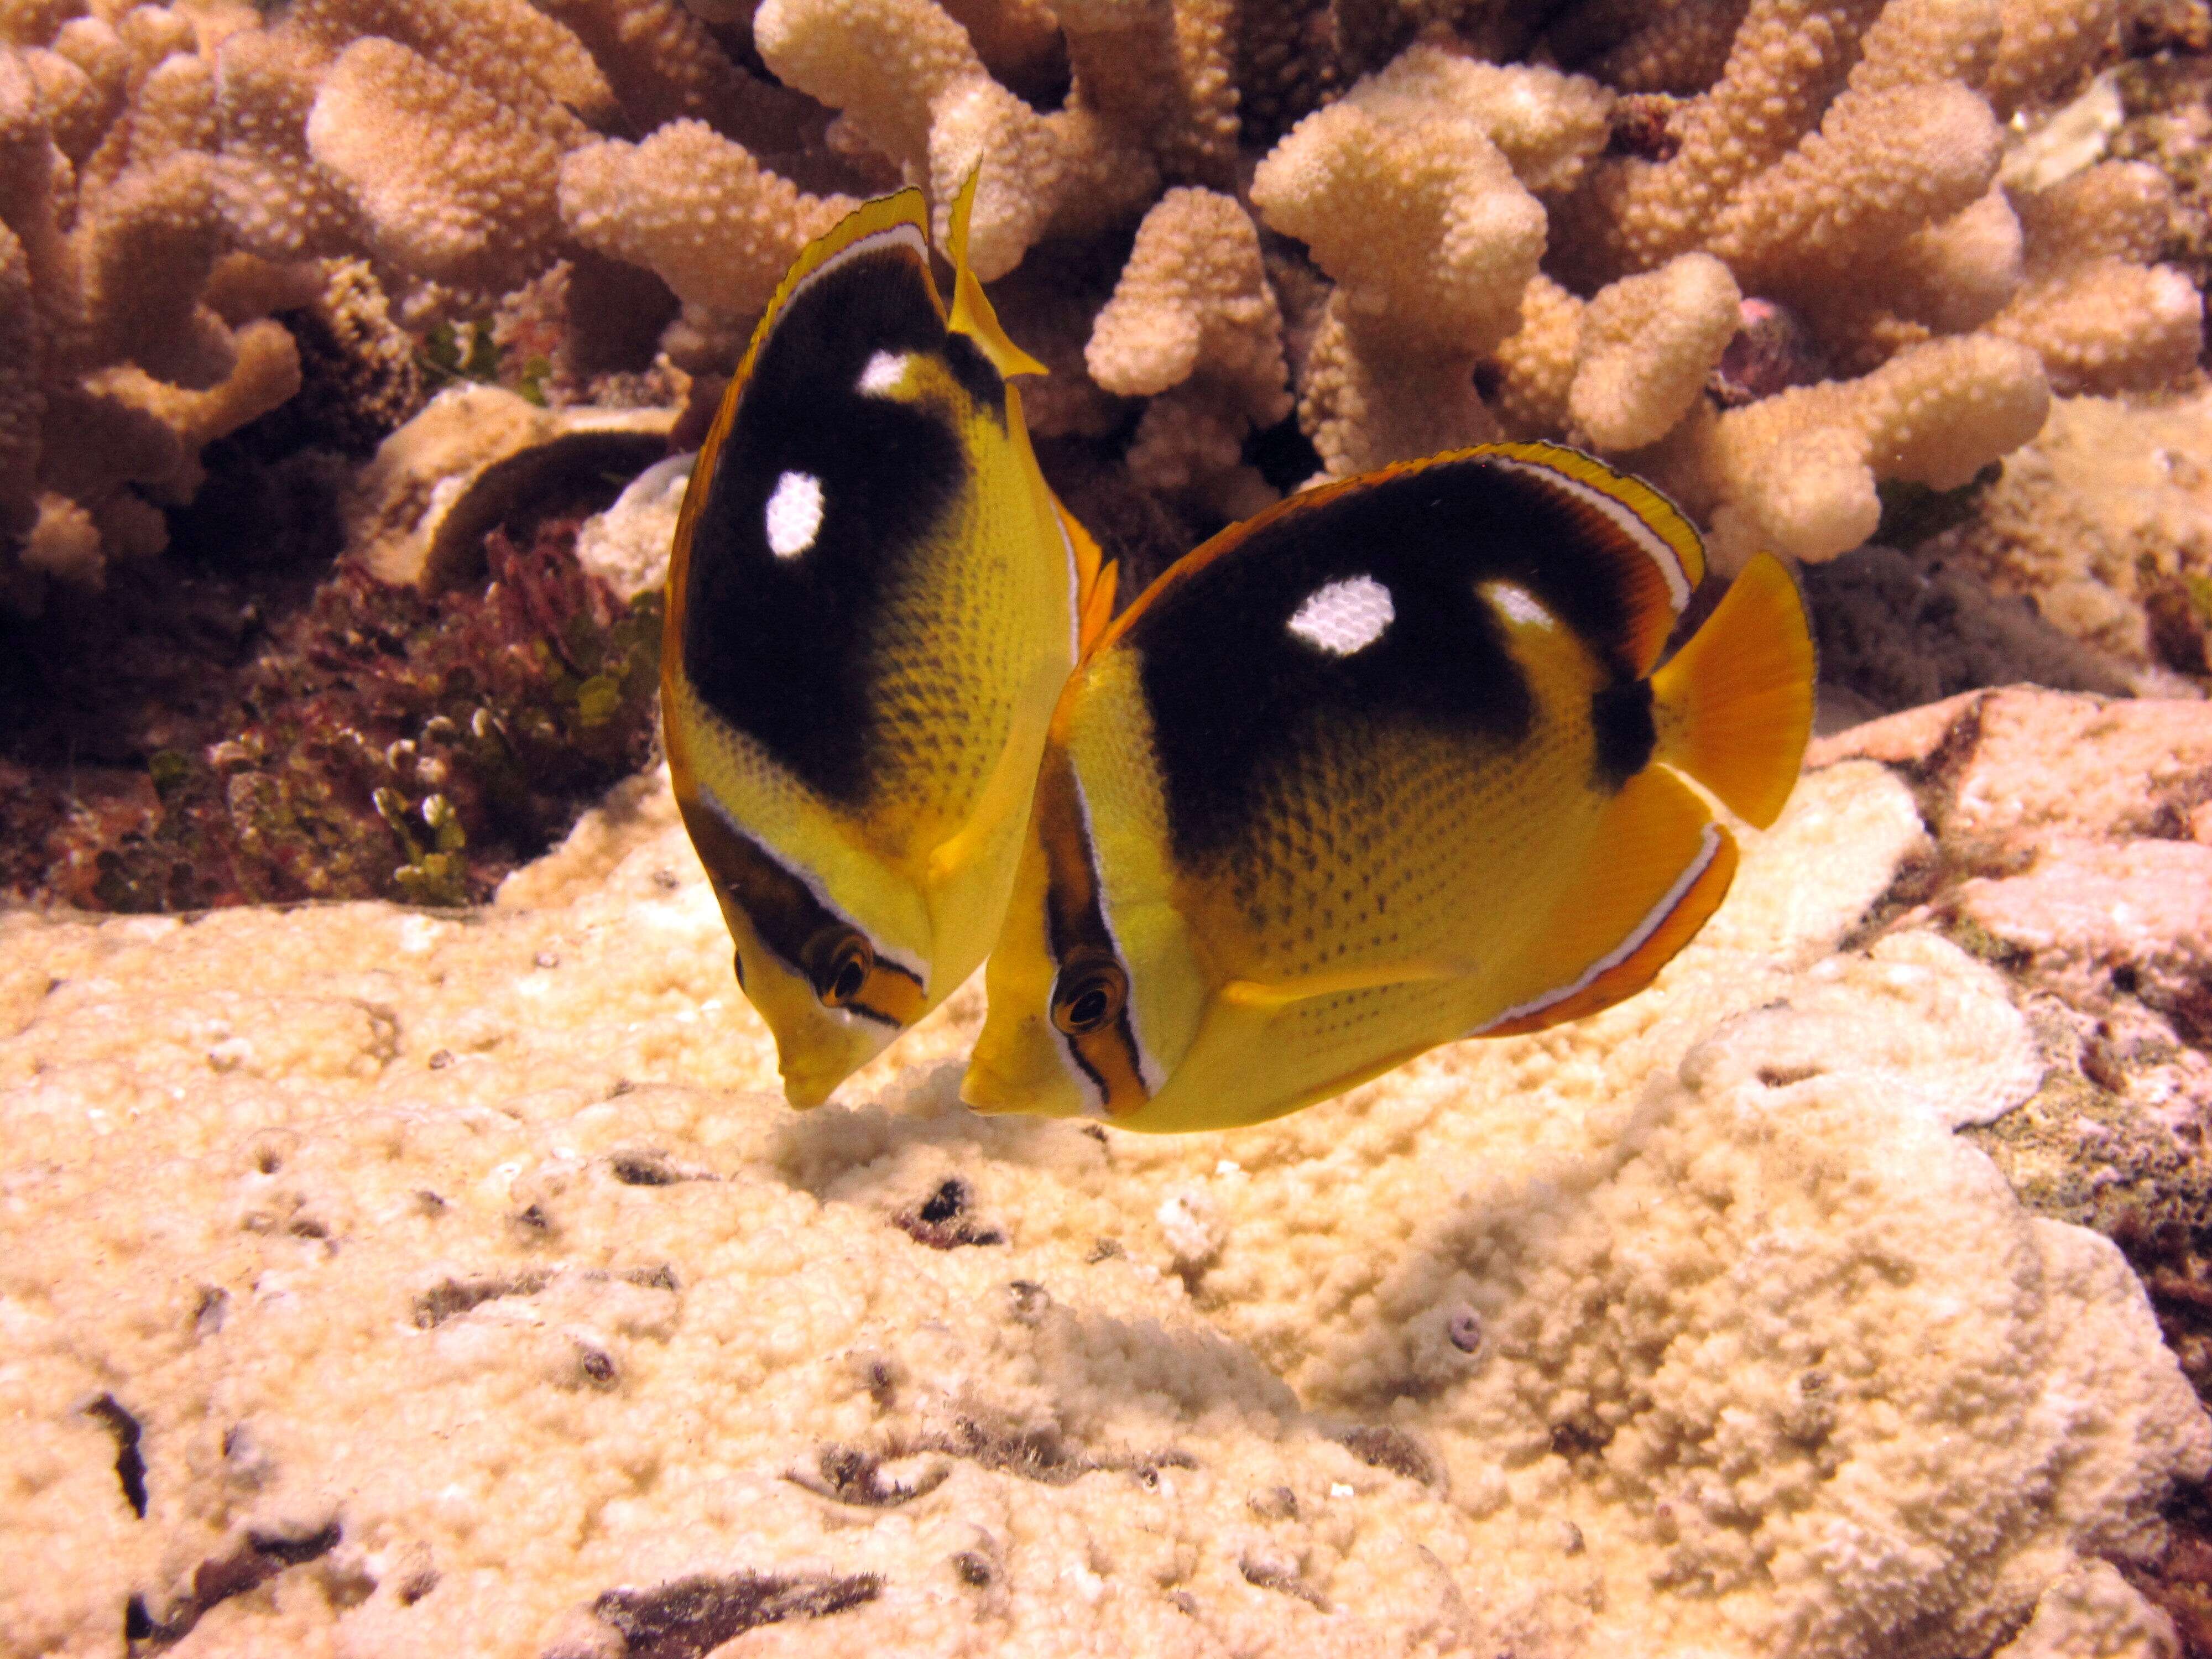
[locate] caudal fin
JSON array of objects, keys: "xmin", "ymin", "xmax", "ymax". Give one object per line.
[{"xmin": 1648, "ymin": 551, "xmax": 1815, "ymax": 830}]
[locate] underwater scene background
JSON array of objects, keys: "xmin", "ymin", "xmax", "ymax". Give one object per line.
[{"xmin": 6, "ymin": 0, "xmax": 2212, "ymax": 1652}]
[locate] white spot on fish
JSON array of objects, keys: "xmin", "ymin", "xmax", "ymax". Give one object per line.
[
  {"xmin": 1487, "ymin": 581, "xmax": 1556, "ymax": 630},
  {"xmin": 1288, "ymin": 575, "xmax": 1394, "ymax": 655},
  {"xmin": 857, "ymin": 350, "xmax": 911, "ymax": 397},
  {"xmin": 765, "ymin": 470, "xmax": 823, "ymax": 558}
]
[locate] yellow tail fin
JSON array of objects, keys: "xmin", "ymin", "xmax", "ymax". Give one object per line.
[
  {"xmin": 945, "ymin": 167, "xmax": 1046, "ymax": 379},
  {"xmin": 1648, "ymin": 551, "xmax": 1815, "ymax": 830}
]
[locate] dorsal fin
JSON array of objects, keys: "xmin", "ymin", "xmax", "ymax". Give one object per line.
[
  {"xmin": 945, "ymin": 166, "xmax": 1046, "ymax": 380},
  {"xmin": 1469, "ymin": 441, "xmax": 1707, "ymax": 676},
  {"xmin": 1054, "ymin": 493, "xmax": 1118, "ymax": 656}
]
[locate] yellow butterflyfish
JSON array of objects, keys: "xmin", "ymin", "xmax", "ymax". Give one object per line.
[
  {"xmin": 962, "ymin": 442, "xmax": 1815, "ymax": 1132},
  {"xmin": 663, "ymin": 178, "xmax": 1113, "ymax": 1107}
]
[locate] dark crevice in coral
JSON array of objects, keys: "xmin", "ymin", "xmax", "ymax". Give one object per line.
[
  {"xmin": 591, "ymin": 1569, "xmax": 882, "ymax": 1659},
  {"xmin": 85, "ymin": 1394, "xmax": 148, "ymax": 1519},
  {"xmin": 891, "ymin": 1178, "xmax": 1006, "ymax": 1249},
  {"xmin": 1239, "ymin": 1554, "xmax": 1331, "ymax": 1610},
  {"xmin": 1331, "ymin": 1424, "xmax": 1439, "ymax": 1486},
  {"xmin": 785, "ymin": 1445, "xmax": 950, "ymax": 1507},
  {"xmin": 1244, "ymin": 415, "xmax": 1321, "ymax": 494},
  {"xmin": 411, "ymin": 1271, "xmax": 553, "ymax": 1329},
  {"xmin": 908, "ymin": 1417, "xmax": 1196, "ymax": 1488},
  {"xmin": 2128, "ymin": 1478, "xmax": 2212, "ymax": 1658},
  {"xmin": 127, "ymin": 1522, "xmax": 342, "ymax": 1653}
]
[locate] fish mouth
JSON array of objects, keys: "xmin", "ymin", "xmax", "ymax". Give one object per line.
[{"xmin": 957, "ymin": 1051, "xmax": 1016, "ymax": 1114}]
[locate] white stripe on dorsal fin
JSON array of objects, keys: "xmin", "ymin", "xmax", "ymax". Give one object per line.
[{"xmin": 1470, "ymin": 442, "xmax": 1708, "ymax": 676}]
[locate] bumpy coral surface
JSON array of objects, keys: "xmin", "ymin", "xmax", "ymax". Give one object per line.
[
  {"xmin": 4, "ymin": 0, "xmax": 2206, "ymax": 606},
  {"xmin": 4, "ymin": 729, "xmax": 2209, "ymax": 1656}
]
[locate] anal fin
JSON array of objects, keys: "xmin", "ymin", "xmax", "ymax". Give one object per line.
[{"xmin": 1473, "ymin": 767, "xmax": 1738, "ymax": 1038}]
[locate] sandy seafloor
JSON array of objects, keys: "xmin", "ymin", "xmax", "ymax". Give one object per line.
[{"xmin": 3, "ymin": 732, "xmax": 2208, "ymax": 1658}]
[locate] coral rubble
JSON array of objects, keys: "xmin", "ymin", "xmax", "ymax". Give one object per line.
[{"xmin": 4, "ymin": 726, "xmax": 2210, "ymax": 1655}]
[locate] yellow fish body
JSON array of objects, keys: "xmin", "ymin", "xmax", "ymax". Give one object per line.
[
  {"xmin": 665, "ymin": 180, "xmax": 1113, "ymax": 1107},
  {"xmin": 962, "ymin": 442, "xmax": 1815, "ymax": 1133}
]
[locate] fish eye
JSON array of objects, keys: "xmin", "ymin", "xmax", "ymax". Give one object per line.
[
  {"xmin": 1051, "ymin": 956, "xmax": 1127, "ymax": 1036},
  {"xmin": 805, "ymin": 928, "xmax": 875, "ymax": 1008}
]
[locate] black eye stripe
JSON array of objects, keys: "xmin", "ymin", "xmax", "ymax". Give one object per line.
[
  {"xmin": 1034, "ymin": 750, "xmax": 1147, "ymax": 1105},
  {"xmin": 676, "ymin": 796, "xmax": 920, "ymax": 1026}
]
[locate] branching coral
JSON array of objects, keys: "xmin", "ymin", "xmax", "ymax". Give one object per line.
[
  {"xmin": 3, "ymin": 0, "xmax": 2206, "ymax": 608},
  {"xmin": 1086, "ymin": 186, "xmax": 1288, "ymax": 512},
  {"xmin": 1, "ymin": 25, "xmax": 299, "ymax": 611},
  {"xmin": 1251, "ymin": 41, "xmax": 1609, "ymax": 474},
  {"xmin": 1243, "ymin": 0, "xmax": 2199, "ymax": 568}
]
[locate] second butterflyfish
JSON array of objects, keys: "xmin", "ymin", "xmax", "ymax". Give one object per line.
[{"xmin": 962, "ymin": 442, "xmax": 1816, "ymax": 1133}]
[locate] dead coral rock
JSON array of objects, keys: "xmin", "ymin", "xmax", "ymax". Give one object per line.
[
  {"xmin": 1924, "ymin": 389, "xmax": 2212, "ymax": 685},
  {"xmin": 345, "ymin": 384, "xmax": 676, "ymax": 591},
  {"xmin": 1804, "ymin": 541, "xmax": 2138, "ymax": 713},
  {"xmin": 1812, "ymin": 690, "xmax": 2212, "ymax": 1396}
]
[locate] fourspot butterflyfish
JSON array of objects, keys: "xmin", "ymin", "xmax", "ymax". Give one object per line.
[
  {"xmin": 961, "ymin": 442, "xmax": 1815, "ymax": 1133},
  {"xmin": 664, "ymin": 177, "xmax": 1115, "ymax": 1107}
]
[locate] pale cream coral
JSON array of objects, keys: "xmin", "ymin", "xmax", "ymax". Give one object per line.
[
  {"xmin": 1991, "ymin": 1562, "xmax": 2181, "ymax": 1659},
  {"xmin": 0, "ymin": 216, "xmax": 35, "ymax": 530},
  {"xmin": 1054, "ymin": 0, "xmax": 1239, "ymax": 185},
  {"xmin": 1297, "ymin": 285, "xmax": 1501, "ymax": 475},
  {"xmin": 1987, "ymin": 162, "xmax": 2204, "ymax": 397},
  {"xmin": 1984, "ymin": 0, "xmax": 2116, "ymax": 117},
  {"xmin": 530, "ymin": 0, "xmax": 819, "ymax": 159},
  {"xmin": 210, "ymin": 23, "xmax": 359, "ymax": 261},
  {"xmin": 288, "ymin": 0, "xmax": 615, "ymax": 143},
  {"xmin": 1252, "ymin": 45, "xmax": 1573, "ymax": 357},
  {"xmin": 1924, "ymin": 389, "xmax": 2212, "ymax": 675},
  {"xmin": 560, "ymin": 119, "xmax": 855, "ymax": 319},
  {"xmin": 0, "ymin": 757, "xmax": 2205, "ymax": 1656},
  {"xmin": 1567, "ymin": 251, "xmax": 1738, "ymax": 451},
  {"xmin": 307, "ymin": 38, "xmax": 564, "ymax": 297},
  {"xmin": 754, "ymin": 0, "xmax": 1159, "ymax": 280},
  {"xmin": 1087, "ymin": 187, "xmax": 1287, "ymax": 416},
  {"xmin": 2, "ymin": 13, "xmax": 328, "ymax": 607},
  {"xmin": 1707, "ymin": 79, "xmax": 2004, "ymax": 298},
  {"xmin": 1086, "ymin": 187, "xmax": 1290, "ymax": 508},
  {"xmin": 1673, "ymin": 332, "xmax": 2053, "ymax": 567},
  {"xmin": 1254, "ymin": 44, "xmax": 1615, "ymax": 474},
  {"xmin": 1488, "ymin": 270, "xmax": 1583, "ymax": 438}
]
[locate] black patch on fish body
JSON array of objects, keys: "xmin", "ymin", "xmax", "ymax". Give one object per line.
[
  {"xmin": 939, "ymin": 328, "xmax": 1010, "ymax": 419},
  {"xmin": 1132, "ymin": 455, "xmax": 1666, "ymax": 868},
  {"xmin": 680, "ymin": 242, "xmax": 999, "ymax": 807},
  {"xmin": 1590, "ymin": 679, "xmax": 1657, "ymax": 789}
]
